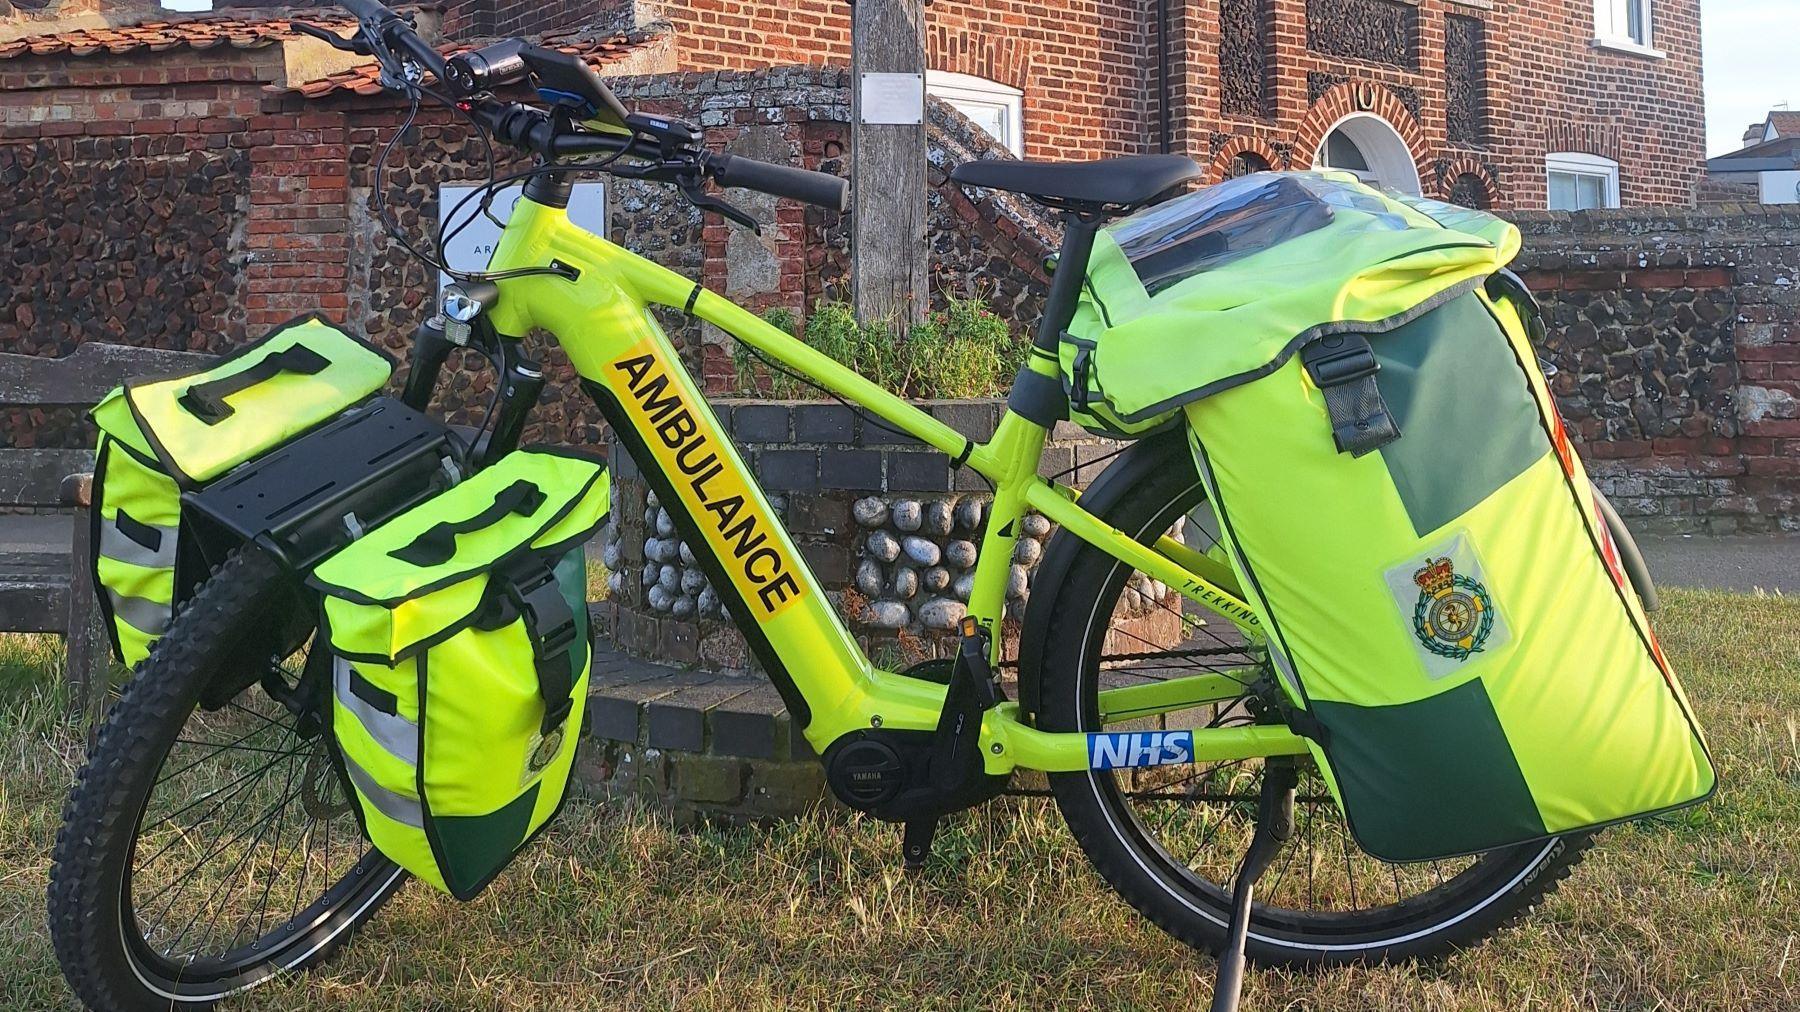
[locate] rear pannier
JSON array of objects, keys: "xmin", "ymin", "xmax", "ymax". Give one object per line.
[
  {"xmin": 89, "ymin": 316, "xmax": 393, "ymax": 666},
  {"xmin": 309, "ymin": 449, "xmax": 610, "ymax": 899},
  {"xmin": 1069, "ymin": 172, "xmax": 1714, "ymax": 861}
]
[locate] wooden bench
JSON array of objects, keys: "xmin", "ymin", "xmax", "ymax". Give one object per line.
[{"xmin": 0, "ymin": 343, "xmax": 213, "ymax": 716}]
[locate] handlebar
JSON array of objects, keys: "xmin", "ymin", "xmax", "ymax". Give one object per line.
[
  {"xmin": 333, "ymin": 1, "xmax": 849, "ymax": 214},
  {"xmin": 708, "ymin": 154, "xmax": 849, "ymax": 213},
  {"xmin": 333, "ymin": 0, "xmax": 445, "ymax": 82},
  {"xmin": 469, "ymin": 102, "xmax": 849, "ymax": 212}
]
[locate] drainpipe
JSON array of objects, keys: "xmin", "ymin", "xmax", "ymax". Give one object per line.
[{"xmin": 1157, "ymin": 0, "xmax": 1172, "ymax": 154}]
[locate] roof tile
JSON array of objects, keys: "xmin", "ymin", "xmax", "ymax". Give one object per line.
[
  {"xmin": 282, "ymin": 27, "xmax": 662, "ymax": 99},
  {"xmin": 0, "ymin": 8, "xmax": 359, "ymax": 62},
  {"xmin": 1768, "ymin": 111, "xmax": 1800, "ymax": 139}
]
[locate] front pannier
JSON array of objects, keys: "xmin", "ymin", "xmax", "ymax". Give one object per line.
[
  {"xmin": 1070, "ymin": 172, "xmax": 1715, "ymax": 862},
  {"xmin": 88, "ymin": 315, "xmax": 394, "ymax": 666},
  {"xmin": 309, "ymin": 449, "xmax": 610, "ymax": 899}
]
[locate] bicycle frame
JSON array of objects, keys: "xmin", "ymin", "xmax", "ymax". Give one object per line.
[{"xmin": 481, "ymin": 191, "xmax": 1309, "ymax": 775}]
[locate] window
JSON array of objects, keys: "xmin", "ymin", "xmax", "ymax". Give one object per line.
[
  {"xmin": 1227, "ymin": 151, "xmax": 1272, "ymax": 179},
  {"xmin": 1545, "ymin": 152, "xmax": 1620, "ymax": 210},
  {"xmin": 1311, "ymin": 114, "xmax": 1423, "ymax": 195},
  {"xmin": 1593, "ymin": 0, "xmax": 1661, "ymax": 56},
  {"xmin": 926, "ymin": 71, "xmax": 1023, "ymax": 157},
  {"xmin": 1320, "ymin": 129, "xmax": 1374, "ymax": 181}
]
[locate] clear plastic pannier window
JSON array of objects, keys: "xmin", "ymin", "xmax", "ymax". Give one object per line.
[{"xmin": 1107, "ymin": 173, "xmax": 1336, "ymax": 296}]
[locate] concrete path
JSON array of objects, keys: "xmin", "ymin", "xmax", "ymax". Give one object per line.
[{"xmin": 1636, "ymin": 534, "xmax": 1800, "ymax": 595}]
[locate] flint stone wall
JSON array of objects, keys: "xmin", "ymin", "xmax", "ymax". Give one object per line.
[
  {"xmin": 1512, "ymin": 206, "xmax": 1800, "ymax": 533},
  {"xmin": 594, "ymin": 401, "xmax": 1130, "ymax": 670}
]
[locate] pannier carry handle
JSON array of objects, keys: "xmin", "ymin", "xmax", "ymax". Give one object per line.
[
  {"xmin": 177, "ymin": 345, "xmax": 333, "ymax": 424},
  {"xmin": 1300, "ymin": 334, "xmax": 1400, "ymax": 458},
  {"xmin": 388, "ymin": 479, "xmax": 547, "ymax": 567}
]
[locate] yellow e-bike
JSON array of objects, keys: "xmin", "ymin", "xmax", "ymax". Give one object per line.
[{"xmin": 47, "ymin": 5, "xmax": 1595, "ymax": 1009}]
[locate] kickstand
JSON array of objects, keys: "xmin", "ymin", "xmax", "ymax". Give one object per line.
[
  {"xmin": 902, "ymin": 817, "xmax": 937, "ymax": 873},
  {"xmin": 1209, "ymin": 759, "xmax": 1298, "ymax": 1012}
]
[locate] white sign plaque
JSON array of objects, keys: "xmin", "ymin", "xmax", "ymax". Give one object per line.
[
  {"xmin": 436, "ymin": 181, "xmax": 607, "ymax": 289},
  {"xmin": 859, "ymin": 72, "xmax": 925, "ymax": 125}
]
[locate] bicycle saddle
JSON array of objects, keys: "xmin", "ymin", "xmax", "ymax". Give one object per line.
[{"xmin": 949, "ymin": 154, "xmax": 1203, "ymax": 213}]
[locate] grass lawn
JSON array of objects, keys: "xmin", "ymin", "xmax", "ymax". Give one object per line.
[{"xmin": 2, "ymin": 588, "xmax": 1795, "ymax": 1010}]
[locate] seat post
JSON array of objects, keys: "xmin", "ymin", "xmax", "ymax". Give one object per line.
[{"xmin": 1032, "ymin": 213, "xmax": 1100, "ymax": 355}]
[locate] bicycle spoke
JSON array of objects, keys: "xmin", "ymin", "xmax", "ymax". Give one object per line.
[
  {"xmin": 133, "ymin": 727, "xmax": 371, "ymax": 971},
  {"xmin": 139, "ymin": 746, "xmax": 299, "ymax": 837},
  {"xmin": 180, "ymin": 746, "xmax": 308, "ymax": 960},
  {"xmin": 156, "ymin": 718, "xmax": 290, "ymax": 786},
  {"xmin": 150, "ymin": 774, "xmax": 303, "ymax": 959},
  {"xmin": 171, "ymin": 737, "xmax": 311, "ymax": 759}
]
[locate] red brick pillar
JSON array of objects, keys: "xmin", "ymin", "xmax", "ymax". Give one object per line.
[{"xmin": 243, "ymin": 110, "xmax": 349, "ymax": 328}]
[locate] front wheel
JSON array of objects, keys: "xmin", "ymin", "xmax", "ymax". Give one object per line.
[
  {"xmin": 1032, "ymin": 435, "xmax": 1593, "ymax": 965},
  {"xmin": 48, "ymin": 549, "xmax": 406, "ymax": 1011}
]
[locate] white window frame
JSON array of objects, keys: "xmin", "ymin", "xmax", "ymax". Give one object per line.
[
  {"xmin": 1310, "ymin": 113, "xmax": 1423, "ymax": 196},
  {"xmin": 926, "ymin": 70, "xmax": 1024, "ymax": 157},
  {"xmin": 1591, "ymin": 0, "xmax": 1664, "ymax": 58},
  {"xmin": 1545, "ymin": 152, "xmax": 1621, "ymax": 210}
]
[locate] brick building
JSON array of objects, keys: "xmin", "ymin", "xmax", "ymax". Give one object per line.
[
  {"xmin": 431, "ymin": 0, "xmax": 1706, "ymax": 209},
  {"xmin": 6, "ymin": 2, "xmax": 1778, "ymax": 543}
]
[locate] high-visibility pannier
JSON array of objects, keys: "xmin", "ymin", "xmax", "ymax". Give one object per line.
[
  {"xmin": 88, "ymin": 316, "xmax": 393, "ymax": 666},
  {"xmin": 309, "ymin": 448, "xmax": 609, "ymax": 899},
  {"xmin": 1067, "ymin": 172, "xmax": 1715, "ymax": 861}
]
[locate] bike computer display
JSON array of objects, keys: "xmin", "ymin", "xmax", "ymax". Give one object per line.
[{"xmin": 516, "ymin": 45, "xmax": 631, "ymax": 130}]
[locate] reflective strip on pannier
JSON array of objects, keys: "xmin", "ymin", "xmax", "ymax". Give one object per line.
[
  {"xmin": 86, "ymin": 315, "xmax": 393, "ymax": 667},
  {"xmin": 311, "ymin": 448, "xmax": 610, "ymax": 900},
  {"xmin": 1072, "ymin": 172, "xmax": 1714, "ymax": 861},
  {"xmin": 98, "ymin": 513, "xmax": 178, "ymax": 570}
]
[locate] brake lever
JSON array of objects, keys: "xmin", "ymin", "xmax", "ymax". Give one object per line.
[
  {"xmin": 291, "ymin": 20, "xmax": 373, "ymax": 55},
  {"xmin": 608, "ymin": 154, "xmax": 761, "ymax": 233},
  {"xmin": 680, "ymin": 179, "xmax": 760, "ymax": 234}
]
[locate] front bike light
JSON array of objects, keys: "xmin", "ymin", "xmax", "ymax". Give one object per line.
[{"xmin": 441, "ymin": 280, "xmax": 498, "ymax": 323}]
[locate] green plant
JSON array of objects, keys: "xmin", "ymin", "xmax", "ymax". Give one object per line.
[
  {"xmin": 909, "ymin": 298, "xmax": 1022, "ymax": 399},
  {"xmin": 729, "ymin": 297, "xmax": 1025, "ymax": 400}
]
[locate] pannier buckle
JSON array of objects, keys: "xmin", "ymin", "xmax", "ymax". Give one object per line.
[
  {"xmin": 1068, "ymin": 337, "xmax": 1094, "ymax": 408},
  {"xmin": 1300, "ymin": 334, "xmax": 1400, "ymax": 458},
  {"xmin": 1301, "ymin": 336, "xmax": 1379, "ymax": 388},
  {"xmin": 511, "ymin": 565, "xmax": 579, "ymax": 661}
]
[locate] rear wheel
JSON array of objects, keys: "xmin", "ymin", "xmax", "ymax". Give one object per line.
[
  {"xmin": 48, "ymin": 549, "xmax": 405, "ymax": 1010},
  {"xmin": 1035, "ymin": 436, "xmax": 1592, "ymax": 965}
]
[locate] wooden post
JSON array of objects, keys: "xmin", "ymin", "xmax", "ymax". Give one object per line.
[
  {"xmin": 849, "ymin": 0, "xmax": 929, "ymax": 326},
  {"xmin": 62, "ymin": 473, "xmax": 110, "ymax": 730}
]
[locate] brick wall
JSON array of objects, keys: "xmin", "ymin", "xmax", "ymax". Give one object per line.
[
  {"xmin": 0, "ymin": 46, "xmax": 273, "ymax": 355},
  {"xmin": 1493, "ymin": 0, "xmax": 1705, "ymax": 208},
  {"xmin": 0, "ymin": 46, "xmax": 270, "ymax": 447},
  {"xmin": 0, "ymin": 55, "xmax": 1050, "ymax": 451},
  {"xmin": 1514, "ymin": 205, "xmax": 1800, "ymax": 533},
  {"xmin": 628, "ymin": 0, "xmax": 1156, "ymax": 162},
  {"xmin": 447, "ymin": 0, "xmax": 1707, "ymax": 209}
]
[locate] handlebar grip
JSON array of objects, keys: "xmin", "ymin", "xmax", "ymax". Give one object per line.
[
  {"xmin": 333, "ymin": 0, "xmax": 395, "ymax": 21},
  {"xmin": 393, "ymin": 29, "xmax": 447, "ymax": 81},
  {"xmin": 334, "ymin": 0, "xmax": 445, "ymax": 79},
  {"xmin": 709, "ymin": 154, "xmax": 849, "ymax": 212}
]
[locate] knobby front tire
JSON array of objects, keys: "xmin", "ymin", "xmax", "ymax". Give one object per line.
[
  {"xmin": 1034, "ymin": 435, "xmax": 1593, "ymax": 965},
  {"xmin": 48, "ymin": 549, "xmax": 406, "ymax": 1011}
]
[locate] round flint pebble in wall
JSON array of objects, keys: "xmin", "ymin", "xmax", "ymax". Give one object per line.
[{"xmin": 849, "ymin": 492, "xmax": 1043, "ymax": 632}]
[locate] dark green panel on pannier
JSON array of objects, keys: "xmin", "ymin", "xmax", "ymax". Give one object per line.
[
  {"xmin": 1310, "ymin": 679, "xmax": 1545, "ymax": 862},
  {"xmin": 433, "ymin": 784, "xmax": 540, "ymax": 898},
  {"xmin": 1372, "ymin": 294, "xmax": 1548, "ymax": 537},
  {"xmin": 554, "ymin": 551, "xmax": 589, "ymax": 684}
]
